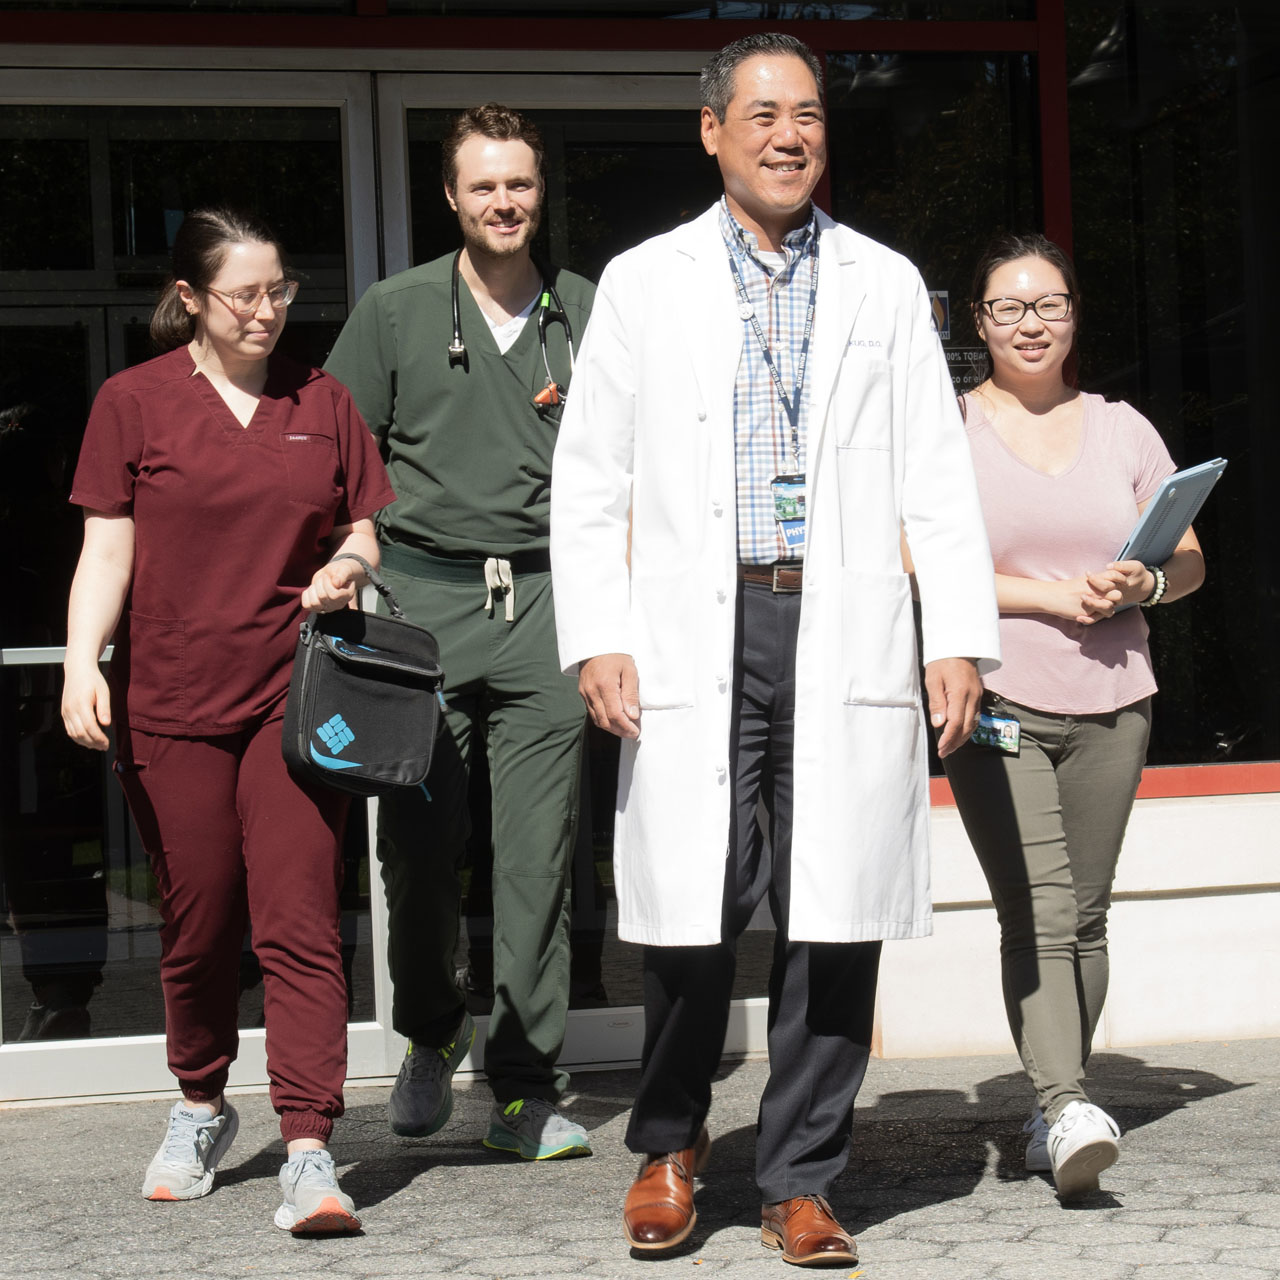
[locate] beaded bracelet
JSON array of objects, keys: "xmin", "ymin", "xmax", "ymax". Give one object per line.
[{"xmin": 1140, "ymin": 564, "xmax": 1168, "ymax": 608}]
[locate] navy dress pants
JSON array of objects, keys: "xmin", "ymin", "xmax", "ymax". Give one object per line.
[{"xmin": 625, "ymin": 581, "xmax": 882, "ymax": 1203}]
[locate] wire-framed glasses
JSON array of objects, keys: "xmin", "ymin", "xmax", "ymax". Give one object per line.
[
  {"xmin": 206, "ymin": 280, "xmax": 299, "ymax": 315},
  {"xmin": 980, "ymin": 293, "xmax": 1073, "ymax": 325}
]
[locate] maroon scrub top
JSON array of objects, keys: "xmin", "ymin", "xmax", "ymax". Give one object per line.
[{"xmin": 70, "ymin": 345, "xmax": 396, "ymax": 736}]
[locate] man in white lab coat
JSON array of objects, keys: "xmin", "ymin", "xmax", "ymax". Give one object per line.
[{"xmin": 550, "ymin": 33, "xmax": 1000, "ymax": 1267}]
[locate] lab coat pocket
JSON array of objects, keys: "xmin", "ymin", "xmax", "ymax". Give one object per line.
[
  {"xmin": 834, "ymin": 356, "xmax": 893, "ymax": 449},
  {"xmin": 630, "ymin": 572, "xmax": 695, "ymax": 710},
  {"xmin": 280, "ymin": 431, "xmax": 340, "ymax": 510},
  {"xmin": 840, "ymin": 568, "xmax": 920, "ymax": 707}
]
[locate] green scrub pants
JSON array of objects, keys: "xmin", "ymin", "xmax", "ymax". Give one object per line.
[{"xmin": 376, "ymin": 547, "xmax": 585, "ymax": 1104}]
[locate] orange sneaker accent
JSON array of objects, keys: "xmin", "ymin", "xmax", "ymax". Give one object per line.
[
  {"xmin": 147, "ymin": 1188, "xmax": 179, "ymax": 1202},
  {"xmin": 290, "ymin": 1196, "xmax": 362, "ymax": 1235}
]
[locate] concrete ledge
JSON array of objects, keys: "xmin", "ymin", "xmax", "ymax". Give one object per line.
[{"xmin": 876, "ymin": 791, "xmax": 1280, "ymax": 1058}]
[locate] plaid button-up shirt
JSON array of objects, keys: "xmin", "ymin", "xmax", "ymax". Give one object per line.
[{"xmin": 718, "ymin": 197, "xmax": 819, "ymax": 565}]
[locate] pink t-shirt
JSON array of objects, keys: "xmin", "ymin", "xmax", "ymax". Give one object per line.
[{"xmin": 963, "ymin": 391, "xmax": 1175, "ymax": 715}]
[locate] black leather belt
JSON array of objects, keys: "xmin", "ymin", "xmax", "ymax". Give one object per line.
[{"xmin": 738, "ymin": 562, "xmax": 804, "ymax": 593}]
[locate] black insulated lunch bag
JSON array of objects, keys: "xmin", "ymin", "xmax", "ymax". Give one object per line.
[{"xmin": 283, "ymin": 554, "xmax": 444, "ymax": 797}]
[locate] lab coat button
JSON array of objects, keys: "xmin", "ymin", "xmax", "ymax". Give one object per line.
[
  {"xmin": 716, "ymin": 588, "xmax": 726, "ymax": 603},
  {"xmin": 715, "ymin": 765, "xmax": 727, "ymax": 783},
  {"xmin": 697, "ymin": 409, "xmax": 707, "ymax": 422}
]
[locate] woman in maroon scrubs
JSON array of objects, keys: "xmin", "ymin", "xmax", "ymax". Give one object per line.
[{"xmin": 61, "ymin": 209, "xmax": 394, "ymax": 1234}]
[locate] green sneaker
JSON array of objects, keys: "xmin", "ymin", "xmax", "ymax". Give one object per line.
[
  {"xmin": 483, "ymin": 1098, "xmax": 591, "ymax": 1160},
  {"xmin": 387, "ymin": 1010, "xmax": 476, "ymax": 1138}
]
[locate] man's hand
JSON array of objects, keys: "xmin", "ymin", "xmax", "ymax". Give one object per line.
[
  {"xmin": 924, "ymin": 657, "xmax": 982, "ymax": 758},
  {"xmin": 578, "ymin": 653, "xmax": 641, "ymax": 739}
]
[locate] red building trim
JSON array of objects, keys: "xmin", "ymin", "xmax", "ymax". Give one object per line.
[
  {"xmin": 931, "ymin": 761, "xmax": 1280, "ymax": 808},
  {"xmin": 1, "ymin": 14, "xmax": 1039, "ymax": 54}
]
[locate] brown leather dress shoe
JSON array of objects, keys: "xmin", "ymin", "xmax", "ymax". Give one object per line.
[
  {"xmin": 621, "ymin": 1126, "xmax": 711, "ymax": 1252},
  {"xmin": 760, "ymin": 1194, "xmax": 858, "ymax": 1267}
]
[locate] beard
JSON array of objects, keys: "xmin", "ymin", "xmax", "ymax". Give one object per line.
[{"xmin": 457, "ymin": 200, "xmax": 543, "ymax": 263}]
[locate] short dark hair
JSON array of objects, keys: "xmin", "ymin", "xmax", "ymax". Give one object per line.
[
  {"xmin": 700, "ymin": 33, "xmax": 824, "ymax": 123},
  {"xmin": 150, "ymin": 207, "xmax": 287, "ymax": 353},
  {"xmin": 442, "ymin": 102, "xmax": 546, "ymax": 193},
  {"xmin": 969, "ymin": 232, "xmax": 1081, "ymax": 379}
]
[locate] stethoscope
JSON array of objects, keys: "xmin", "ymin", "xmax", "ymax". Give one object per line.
[{"xmin": 447, "ymin": 249, "xmax": 576, "ymax": 411}]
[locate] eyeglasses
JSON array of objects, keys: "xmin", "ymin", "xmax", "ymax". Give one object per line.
[
  {"xmin": 980, "ymin": 293, "xmax": 1073, "ymax": 325},
  {"xmin": 205, "ymin": 280, "xmax": 299, "ymax": 315}
]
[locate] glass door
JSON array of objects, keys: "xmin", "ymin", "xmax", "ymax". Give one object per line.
[
  {"xmin": 376, "ymin": 70, "xmax": 798, "ymax": 1073},
  {"xmin": 0, "ymin": 68, "xmax": 384, "ymax": 1102},
  {"xmin": 374, "ymin": 55, "xmax": 1041, "ymax": 1071}
]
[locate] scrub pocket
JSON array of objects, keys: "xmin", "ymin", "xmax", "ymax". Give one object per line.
[
  {"xmin": 122, "ymin": 611, "xmax": 187, "ymax": 726},
  {"xmin": 280, "ymin": 431, "xmax": 340, "ymax": 509}
]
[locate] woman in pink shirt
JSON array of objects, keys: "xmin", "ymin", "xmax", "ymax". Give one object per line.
[{"xmin": 943, "ymin": 234, "xmax": 1204, "ymax": 1201}]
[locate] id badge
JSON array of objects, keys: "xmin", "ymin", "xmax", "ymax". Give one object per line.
[
  {"xmin": 771, "ymin": 473, "xmax": 806, "ymax": 553},
  {"xmin": 971, "ymin": 712, "xmax": 1020, "ymax": 754}
]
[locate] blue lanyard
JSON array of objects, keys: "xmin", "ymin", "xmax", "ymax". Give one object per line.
[{"xmin": 726, "ymin": 240, "xmax": 819, "ymax": 470}]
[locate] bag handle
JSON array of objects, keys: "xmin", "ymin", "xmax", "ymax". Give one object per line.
[{"xmin": 328, "ymin": 552, "xmax": 406, "ymax": 619}]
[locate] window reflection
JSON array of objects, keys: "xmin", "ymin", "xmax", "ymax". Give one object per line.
[
  {"xmin": 0, "ymin": 101, "xmax": 374, "ymax": 1042},
  {"xmin": 387, "ymin": 1, "xmax": 1033, "ymax": 16},
  {"xmin": 0, "ymin": 666, "xmax": 377, "ymax": 1043},
  {"xmin": 407, "ymin": 109, "xmax": 724, "ymax": 282},
  {"xmin": 1067, "ymin": 1, "xmax": 1279, "ymax": 765}
]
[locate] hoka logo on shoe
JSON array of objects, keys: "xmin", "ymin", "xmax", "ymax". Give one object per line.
[{"xmin": 310, "ymin": 715, "xmax": 363, "ymax": 772}]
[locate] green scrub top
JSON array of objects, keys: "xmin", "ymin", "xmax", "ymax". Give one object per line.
[{"xmin": 324, "ymin": 253, "xmax": 595, "ymax": 557}]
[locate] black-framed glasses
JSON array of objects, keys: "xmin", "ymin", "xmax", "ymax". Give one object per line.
[
  {"xmin": 980, "ymin": 293, "xmax": 1073, "ymax": 325},
  {"xmin": 206, "ymin": 280, "xmax": 299, "ymax": 315}
]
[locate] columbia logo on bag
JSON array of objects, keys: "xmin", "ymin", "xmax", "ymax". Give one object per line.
[
  {"xmin": 282, "ymin": 552, "xmax": 445, "ymax": 798},
  {"xmin": 310, "ymin": 714, "xmax": 363, "ymax": 773}
]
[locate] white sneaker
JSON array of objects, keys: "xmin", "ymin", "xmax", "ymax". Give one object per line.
[
  {"xmin": 141, "ymin": 1101, "xmax": 239, "ymax": 1201},
  {"xmin": 274, "ymin": 1149, "xmax": 361, "ymax": 1234},
  {"xmin": 1023, "ymin": 1107, "xmax": 1051, "ymax": 1172},
  {"xmin": 1047, "ymin": 1100, "xmax": 1120, "ymax": 1200}
]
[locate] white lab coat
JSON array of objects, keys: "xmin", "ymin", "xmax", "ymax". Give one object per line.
[{"xmin": 551, "ymin": 204, "xmax": 1000, "ymax": 945}]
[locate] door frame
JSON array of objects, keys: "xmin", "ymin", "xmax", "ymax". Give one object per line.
[{"xmin": 0, "ymin": 67, "xmax": 387, "ymax": 1103}]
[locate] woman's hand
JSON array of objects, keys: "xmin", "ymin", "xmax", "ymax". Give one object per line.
[
  {"xmin": 303, "ymin": 519, "xmax": 380, "ymax": 612},
  {"xmin": 1085, "ymin": 559, "xmax": 1155, "ymax": 614},
  {"xmin": 62, "ymin": 663, "xmax": 113, "ymax": 750},
  {"xmin": 301, "ymin": 556, "xmax": 365, "ymax": 613},
  {"xmin": 1014, "ymin": 575, "xmax": 1113, "ymax": 625},
  {"xmin": 63, "ymin": 510, "xmax": 134, "ymax": 750}
]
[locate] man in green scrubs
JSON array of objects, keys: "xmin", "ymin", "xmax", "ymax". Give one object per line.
[{"xmin": 324, "ymin": 103, "xmax": 594, "ymax": 1160}]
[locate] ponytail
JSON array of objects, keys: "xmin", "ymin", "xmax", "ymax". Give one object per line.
[
  {"xmin": 147, "ymin": 207, "xmax": 288, "ymax": 355},
  {"xmin": 150, "ymin": 279, "xmax": 196, "ymax": 353}
]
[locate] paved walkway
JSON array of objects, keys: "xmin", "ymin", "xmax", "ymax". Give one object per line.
[{"xmin": 2, "ymin": 1037, "xmax": 1275, "ymax": 1280}]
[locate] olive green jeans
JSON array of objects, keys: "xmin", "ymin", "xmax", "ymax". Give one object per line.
[{"xmin": 943, "ymin": 692, "xmax": 1151, "ymax": 1124}]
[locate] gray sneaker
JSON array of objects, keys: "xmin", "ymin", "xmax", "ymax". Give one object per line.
[
  {"xmin": 387, "ymin": 1010, "xmax": 476, "ymax": 1137},
  {"xmin": 483, "ymin": 1097, "xmax": 591, "ymax": 1160},
  {"xmin": 273, "ymin": 1149, "xmax": 361, "ymax": 1234},
  {"xmin": 141, "ymin": 1101, "xmax": 239, "ymax": 1201},
  {"xmin": 1023, "ymin": 1107, "xmax": 1051, "ymax": 1171}
]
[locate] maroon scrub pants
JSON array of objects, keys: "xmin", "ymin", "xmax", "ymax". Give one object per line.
[{"xmin": 117, "ymin": 708, "xmax": 349, "ymax": 1143}]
